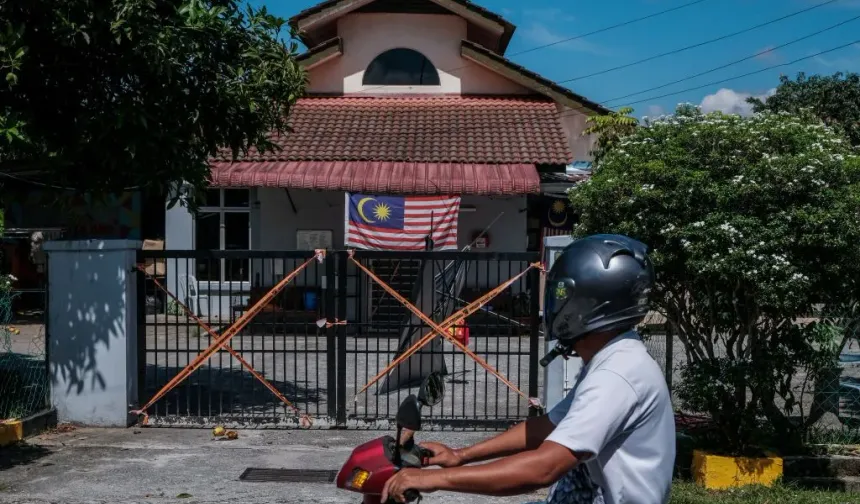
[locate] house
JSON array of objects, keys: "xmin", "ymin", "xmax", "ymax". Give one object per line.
[{"xmin": 163, "ymin": 0, "xmax": 606, "ymax": 319}]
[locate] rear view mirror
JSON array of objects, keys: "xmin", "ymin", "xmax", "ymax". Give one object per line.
[
  {"xmin": 396, "ymin": 395, "xmax": 422, "ymax": 431},
  {"xmin": 418, "ymin": 372, "xmax": 444, "ymax": 407}
]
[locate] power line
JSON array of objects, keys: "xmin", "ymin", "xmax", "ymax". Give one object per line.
[
  {"xmin": 354, "ymin": 0, "xmax": 714, "ymax": 97},
  {"xmin": 616, "ymin": 37, "xmax": 860, "ymax": 108},
  {"xmin": 555, "ymin": 0, "xmax": 840, "ymax": 85},
  {"xmin": 510, "ymin": 0, "xmax": 712, "ymax": 57},
  {"xmin": 602, "ymin": 13, "xmax": 860, "ymax": 105}
]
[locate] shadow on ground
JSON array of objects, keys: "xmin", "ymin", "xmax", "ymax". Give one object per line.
[
  {"xmin": 141, "ymin": 364, "xmax": 327, "ymax": 419},
  {"xmin": 0, "ymin": 442, "xmax": 52, "ymax": 471}
]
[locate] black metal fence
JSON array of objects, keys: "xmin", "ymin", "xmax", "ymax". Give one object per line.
[{"xmin": 137, "ymin": 249, "xmax": 541, "ymax": 429}]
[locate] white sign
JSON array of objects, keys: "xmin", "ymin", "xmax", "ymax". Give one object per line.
[{"xmin": 296, "ymin": 230, "xmax": 333, "ymax": 251}]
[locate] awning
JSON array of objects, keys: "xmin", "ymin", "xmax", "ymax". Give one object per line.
[{"xmin": 210, "ymin": 161, "xmax": 540, "ymax": 195}]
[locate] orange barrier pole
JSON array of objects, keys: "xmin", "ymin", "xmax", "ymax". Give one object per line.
[
  {"xmin": 138, "ymin": 268, "xmax": 308, "ymax": 423},
  {"xmin": 356, "ymin": 262, "xmax": 539, "ymax": 397},
  {"xmin": 131, "ymin": 250, "xmax": 324, "ymax": 423},
  {"xmin": 350, "ymin": 252, "xmax": 539, "ymax": 400}
]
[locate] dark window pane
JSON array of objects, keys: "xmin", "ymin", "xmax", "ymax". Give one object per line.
[
  {"xmin": 196, "ymin": 258, "xmax": 219, "ymax": 282},
  {"xmin": 224, "ymin": 212, "xmax": 249, "ymax": 250},
  {"xmin": 203, "ymin": 189, "xmax": 221, "ymax": 207},
  {"xmin": 363, "ymin": 48, "xmax": 440, "ymax": 86},
  {"xmin": 224, "ymin": 258, "xmax": 249, "ymax": 282},
  {"xmin": 195, "ymin": 212, "xmax": 220, "ymax": 250},
  {"xmin": 223, "ymin": 189, "xmax": 250, "ymax": 208}
]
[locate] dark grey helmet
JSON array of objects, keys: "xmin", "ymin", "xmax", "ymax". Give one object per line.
[{"xmin": 544, "ymin": 234, "xmax": 654, "ymax": 344}]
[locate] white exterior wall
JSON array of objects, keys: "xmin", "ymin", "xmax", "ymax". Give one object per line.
[
  {"xmin": 164, "ymin": 189, "xmax": 528, "ymax": 317},
  {"xmin": 308, "ymin": 13, "xmax": 530, "ymax": 96},
  {"xmin": 45, "ymin": 239, "xmax": 141, "ymax": 427}
]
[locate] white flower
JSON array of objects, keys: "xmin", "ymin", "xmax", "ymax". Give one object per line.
[{"xmin": 681, "ymin": 239, "xmax": 691, "ymax": 248}]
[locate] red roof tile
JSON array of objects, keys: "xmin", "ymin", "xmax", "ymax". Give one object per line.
[
  {"xmin": 214, "ymin": 96, "xmax": 573, "ymax": 165},
  {"xmin": 210, "ymin": 161, "xmax": 540, "ymax": 195}
]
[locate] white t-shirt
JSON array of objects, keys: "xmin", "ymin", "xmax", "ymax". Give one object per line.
[{"xmin": 545, "ymin": 331, "xmax": 675, "ymax": 504}]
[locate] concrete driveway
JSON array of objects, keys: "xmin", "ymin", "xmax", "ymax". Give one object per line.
[{"xmin": 0, "ymin": 427, "xmax": 548, "ymax": 504}]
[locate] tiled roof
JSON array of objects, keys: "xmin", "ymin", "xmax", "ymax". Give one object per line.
[
  {"xmin": 216, "ymin": 96, "xmax": 573, "ymax": 165},
  {"xmin": 210, "ymin": 161, "xmax": 541, "ymax": 195}
]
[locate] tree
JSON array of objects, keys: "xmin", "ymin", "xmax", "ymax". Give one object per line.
[
  {"xmin": 749, "ymin": 72, "xmax": 860, "ymax": 146},
  {"xmin": 0, "ymin": 0, "xmax": 306, "ymax": 203},
  {"xmin": 582, "ymin": 106, "xmax": 639, "ymax": 166},
  {"xmin": 570, "ymin": 105, "xmax": 860, "ymax": 454}
]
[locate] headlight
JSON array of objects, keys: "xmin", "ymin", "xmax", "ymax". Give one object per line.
[{"xmin": 348, "ymin": 468, "xmax": 371, "ymax": 490}]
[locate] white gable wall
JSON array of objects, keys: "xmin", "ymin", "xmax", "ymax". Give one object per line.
[{"xmin": 308, "ymin": 13, "xmax": 530, "ymax": 95}]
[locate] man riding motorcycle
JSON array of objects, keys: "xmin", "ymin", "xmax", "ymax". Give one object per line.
[{"xmin": 382, "ymin": 234, "xmax": 676, "ymax": 504}]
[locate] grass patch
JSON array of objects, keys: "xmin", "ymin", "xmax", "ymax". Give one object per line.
[{"xmin": 671, "ymin": 481, "xmax": 860, "ymax": 503}]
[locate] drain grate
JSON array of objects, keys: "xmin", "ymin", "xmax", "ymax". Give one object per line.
[{"xmin": 239, "ymin": 468, "xmax": 338, "ymax": 483}]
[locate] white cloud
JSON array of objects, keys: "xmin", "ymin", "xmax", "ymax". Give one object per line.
[
  {"xmin": 698, "ymin": 88, "xmax": 776, "ymax": 116},
  {"xmin": 519, "ymin": 22, "xmax": 607, "ymax": 54},
  {"xmin": 755, "ymin": 45, "xmax": 780, "ymax": 63},
  {"xmin": 813, "ymin": 44, "xmax": 860, "ymax": 69},
  {"xmin": 646, "ymin": 104, "xmax": 665, "ymax": 117}
]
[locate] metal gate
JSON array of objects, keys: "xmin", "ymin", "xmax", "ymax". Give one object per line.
[{"xmin": 137, "ymin": 249, "xmax": 541, "ymax": 429}]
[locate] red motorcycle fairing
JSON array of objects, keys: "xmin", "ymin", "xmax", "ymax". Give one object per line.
[{"xmin": 336, "ymin": 435, "xmax": 398, "ymax": 497}]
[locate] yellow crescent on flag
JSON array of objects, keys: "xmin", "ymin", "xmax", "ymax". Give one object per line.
[
  {"xmin": 357, "ymin": 197, "xmax": 377, "ymax": 223},
  {"xmin": 547, "ymin": 199, "xmax": 568, "ymax": 228}
]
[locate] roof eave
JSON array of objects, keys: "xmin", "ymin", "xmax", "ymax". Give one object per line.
[
  {"xmin": 296, "ymin": 37, "xmax": 344, "ymax": 69},
  {"xmin": 289, "ymin": 0, "xmax": 516, "ymax": 54},
  {"xmin": 460, "ymin": 40, "xmax": 611, "ymax": 116}
]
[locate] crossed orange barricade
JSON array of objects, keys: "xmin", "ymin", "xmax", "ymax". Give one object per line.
[
  {"xmin": 131, "ymin": 250, "xmax": 326, "ymax": 427},
  {"xmin": 350, "ymin": 251, "xmax": 543, "ymax": 407}
]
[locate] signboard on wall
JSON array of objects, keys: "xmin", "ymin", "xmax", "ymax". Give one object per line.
[{"xmin": 297, "ymin": 230, "xmax": 333, "ymax": 251}]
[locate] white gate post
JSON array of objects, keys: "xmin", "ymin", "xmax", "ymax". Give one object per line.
[
  {"xmin": 44, "ymin": 239, "xmax": 141, "ymax": 427},
  {"xmin": 541, "ymin": 235, "xmax": 584, "ymax": 412}
]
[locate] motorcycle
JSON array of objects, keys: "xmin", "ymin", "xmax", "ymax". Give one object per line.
[{"xmin": 336, "ymin": 372, "xmax": 445, "ymax": 504}]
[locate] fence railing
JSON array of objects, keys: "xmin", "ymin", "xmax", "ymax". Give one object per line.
[{"xmin": 136, "ymin": 249, "xmax": 542, "ymax": 429}]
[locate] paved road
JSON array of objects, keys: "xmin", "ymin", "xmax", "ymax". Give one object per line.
[{"xmin": 0, "ymin": 427, "xmax": 547, "ymax": 504}]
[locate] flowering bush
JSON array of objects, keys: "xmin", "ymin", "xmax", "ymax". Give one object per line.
[
  {"xmin": 570, "ymin": 105, "xmax": 860, "ymax": 453},
  {"xmin": 0, "ymin": 274, "xmax": 17, "ymax": 293}
]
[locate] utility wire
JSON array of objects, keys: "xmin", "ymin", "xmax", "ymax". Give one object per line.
[
  {"xmin": 354, "ymin": 0, "xmax": 714, "ymax": 96},
  {"xmin": 555, "ymin": 0, "xmax": 840, "ymax": 84},
  {"xmin": 602, "ymin": 13, "xmax": 860, "ymax": 104},
  {"xmin": 617, "ymin": 37, "xmax": 860, "ymax": 108},
  {"xmin": 510, "ymin": 0, "xmax": 712, "ymax": 57}
]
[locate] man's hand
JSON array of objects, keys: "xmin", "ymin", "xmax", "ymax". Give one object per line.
[
  {"xmin": 420, "ymin": 442, "xmax": 465, "ymax": 467},
  {"xmin": 381, "ymin": 468, "xmax": 437, "ymax": 503}
]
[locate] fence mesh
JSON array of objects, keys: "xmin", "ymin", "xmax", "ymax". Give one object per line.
[
  {"xmin": 0, "ymin": 287, "xmax": 49, "ymax": 420},
  {"xmin": 641, "ymin": 312, "xmax": 860, "ymax": 446}
]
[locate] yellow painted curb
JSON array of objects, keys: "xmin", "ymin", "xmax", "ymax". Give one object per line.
[
  {"xmin": 0, "ymin": 419, "xmax": 23, "ymax": 447},
  {"xmin": 692, "ymin": 450, "xmax": 783, "ymax": 490}
]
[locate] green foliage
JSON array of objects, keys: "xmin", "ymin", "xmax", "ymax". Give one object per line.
[
  {"xmin": 0, "ymin": 0, "xmax": 307, "ymax": 203},
  {"xmin": 570, "ymin": 105, "xmax": 860, "ymax": 454},
  {"xmin": 582, "ymin": 106, "xmax": 639, "ymax": 166},
  {"xmin": 750, "ymin": 72, "xmax": 860, "ymax": 147}
]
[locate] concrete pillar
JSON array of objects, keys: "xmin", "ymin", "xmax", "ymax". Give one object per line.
[{"xmin": 44, "ymin": 239, "xmax": 141, "ymax": 427}]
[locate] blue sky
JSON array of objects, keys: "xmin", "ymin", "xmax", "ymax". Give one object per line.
[{"xmin": 258, "ymin": 0, "xmax": 860, "ymax": 118}]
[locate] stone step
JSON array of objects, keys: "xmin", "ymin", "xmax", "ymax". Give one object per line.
[
  {"xmin": 786, "ymin": 476, "xmax": 860, "ymax": 492},
  {"xmin": 784, "ymin": 456, "xmax": 860, "ymax": 478}
]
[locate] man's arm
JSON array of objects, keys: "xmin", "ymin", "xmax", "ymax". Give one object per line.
[
  {"xmin": 383, "ymin": 441, "xmax": 580, "ymax": 501},
  {"xmin": 430, "ymin": 414, "xmax": 555, "ymax": 465}
]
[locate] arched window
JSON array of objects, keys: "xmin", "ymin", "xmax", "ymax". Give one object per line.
[{"xmin": 362, "ymin": 48, "xmax": 441, "ymax": 86}]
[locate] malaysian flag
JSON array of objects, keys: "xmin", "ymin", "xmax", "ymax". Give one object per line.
[
  {"xmin": 539, "ymin": 196, "xmax": 575, "ymax": 259},
  {"xmin": 345, "ymin": 193, "xmax": 461, "ymax": 250}
]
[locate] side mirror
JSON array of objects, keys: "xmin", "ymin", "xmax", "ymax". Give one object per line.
[
  {"xmin": 396, "ymin": 395, "xmax": 422, "ymax": 431},
  {"xmin": 418, "ymin": 372, "xmax": 444, "ymax": 407}
]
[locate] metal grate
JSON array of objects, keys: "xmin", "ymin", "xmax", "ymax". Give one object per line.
[{"xmin": 239, "ymin": 468, "xmax": 338, "ymax": 483}]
